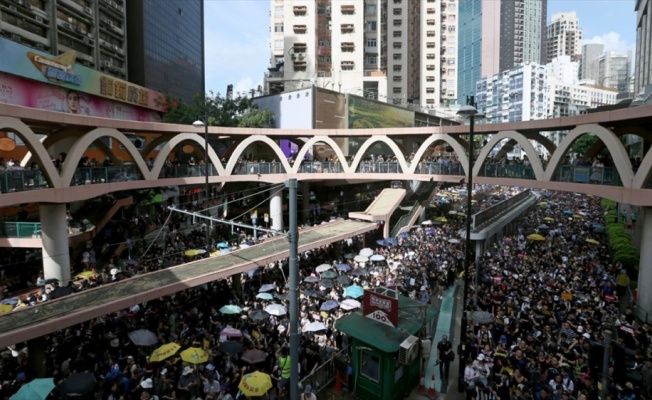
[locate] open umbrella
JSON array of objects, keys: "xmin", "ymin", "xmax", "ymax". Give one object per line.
[
  {"xmin": 238, "ymin": 371, "xmax": 273, "ymax": 397},
  {"xmin": 353, "ymin": 255, "xmax": 369, "ymax": 263},
  {"xmin": 319, "ymin": 279, "xmax": 334, "ymax": 289},
  {"xmin": 275, "ymin": 293, "xmax": 290, "ymax": 301},
  {"xmin": 11, "ymin": 377, "xmax": 54, "ymax": 400},
  {"xmin": 336, "ymin": 263, "xmax": 351, "ymax": 272},
  {"xmin": 586, "ymin": 238, "xmax": 600, "ymax": 245},
  {"xmin": 217, "ymin": 242, "xmax": 230, "ymax": 249},
  {"xmin": 304, "ymin": 276, "xmax": 320, "ymax": 283},
  {"xmin": 435, "ymin": 216, "xmax": 448, "ymax": 223},
  {"xmin": 304, "ymin": 289, "xmax": 323, "ymax": 298},
  {"xmin": 219, "ymin": 305, "xmax": 243, "ymax": 314},
  {"xmin": 259, "ymin": 284, "xmax": 276, "ymax": 293},
  {"xmin": 448, "ymin": 238, "xmax": 460, "ymax": 244},
  {"xmin": 537, "ymin": 224, "xmax": 550, "ymax": 230},
  {"xmin": 359, "ymin": 248, "xmax": 374, "ymax": 257},
  {"xmin": 264, "ymin": 304, "xmax": 287, "ymax": 316},
  {"xmin": 370, "ymin": 254, "xmax": 386, "ymax": 262},
  {"xmin": 320, "ymin": 300, "xmax": 339, "ymax": 311},
  {"xmin": 180, "ymin": 347, "xmax": 209, "ymax": 364},
  {"xmin": 470, "ymin": 310, "xmax": 495, "ymax": 324},
  {"xmin": 58, "ymin": 372, "xmax": 96, "ymax": 397},
  {"xmin": 340, "ymin": 299, "xmax": 361, "ymax": 310},
  {"xmin": 75, "ymin": 270, "xmax": 96, "ymax": 279},
  {"xmin": 350, "ymin": 268, "xmax": 370, "ymax": 277},
  {"xmin": 50, "ymin": 286, "xmax": 74, "ymax": 299},
  {"xmin": 344, "ymin": 252, "xmax": 356, "ymax": 259},
  {"xmin": 543, "ymin": 217, "xmax": 555, "ymax": 222},
  {"xmin": 150, "ymin": 342, "xmax": 181, "ymax": 362},
  {"xmin": 241, "ymin": 349, "xmax": 267, "ymax": 364},
  {"xmin": 344, "ymin": 285, "xmax": 364, "ymax": 298},
  {"xmin": 249, "ymin": 309, "xmax": 270, "ymax": 321},
  {"xmin": 256, "ymin": 293, "xmax": 274, "ymax": 300},
  {"xmin": 220, "ymin": 327, "xmax": 243, "ymax": 338},
  {"xmin": 0, "ymin": 297, "xmax": 18, "ymax": 305},
  {"xmin": 304, "ymin": 321, "xmax": 327, "ymax": 332},
  {"xmin": 526, "ymin": 234, "xmax": 545, "ymax": 241},
  {"xmin": 320, "ymin": 270, "xmax": 338, "ymax": 279},
  {"xmin": 563, "ymin": 210, "xmax": 574, "ymax": 215},
  {"xmin": 315, "ymin": 264, "xmax": 332, "ymax": 273},
  {"xmin": 0, "ymin": 304, "xmax": 13, "ymax": 314},
  {"xmin": 219, "ymin": 340, "xmax": 245, "ymax": 354},
  {"xmin": 421, "ymin": 220, "xmax": 433, "ymax": 225},
  {"xmin": 184, "ymin": 249, "xmax": 201, "ymax": 257},
  {"xmin": 336, "ymin": 275, "xmax": 352, "ymax": 285},
  {"xmin": 128, "ymin": 329, "xmax": 158, "ymax": 346}
]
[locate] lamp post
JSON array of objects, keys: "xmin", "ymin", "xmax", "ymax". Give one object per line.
[
  {"xmin": 456, "ymin": 101, "xmax": 480, "ymax": 392},
  {"xmin": 192, "ymin": 114, "xmax": 211, "ymax": 251}
]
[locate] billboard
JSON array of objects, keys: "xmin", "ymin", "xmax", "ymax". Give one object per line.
[
  {"xmin": 348, "ymin": 95, "xmax": 414, "ymax": 129},
  {"xmin": 0, "ymin": 73, "xmax": 161, "ymax": 122},
  {"xmin": 363, "ymin": 289, "xmax": 399, "ymax": 328},
  {"xmin": 0, "ymin": 38, "xmax": 165, "ymax": 112}
]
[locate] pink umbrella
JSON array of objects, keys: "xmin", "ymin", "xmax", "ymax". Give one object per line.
[{"xmin": 220, "ymin": 327, "xmax": 243, "ymax": 338}]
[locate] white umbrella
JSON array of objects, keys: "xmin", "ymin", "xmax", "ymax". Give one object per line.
[
  {"xmin": 128, "ymin": 329, "xmax": 158, "ymax": 346},
  {"xmin": 448, "ymin": 238, "xmax": 460, "ymax": 244},
  {"xmin": 264, "ymin": 304, "xmax": 287, "ymax": 316},
  {"xmin": 304, "ymin": 321, "xmax": 327, "ymax": 332},
  {"xmin": 421, "ymin": 220, "xmax": 433, "ymax": 226},
  {"xmin": 340, "ymin": 299, "xmax": 361, "ymax": 310},
  {"xmin": 315, "ymin": 264, "xmax": 332, "ymax": 273},
  {"xmin": 370, "ymin": 254, "xmax": 385, "ymax": 262},
  {"xmin": 259, "ymin": 284, "xmax": 276, "ymax": 293},
  {"xmin": 359, "ymin": 248, "xmax": 374, "ymax": 257},
  {"xmin": 354, "ymin": 255, "xmax": 369, "ymax": 263}
]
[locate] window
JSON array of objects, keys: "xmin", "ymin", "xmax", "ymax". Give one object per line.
[
  {"xmin": 367, "ymin": 38, "xmax": 377, "ymax": 47},
  {"xmin": 393, "ymin": 31, "xmax": 402, "ymax": 38},
  {"xmin": 361, "ymin": 351, "xmax": 380, "ymax": 382},
  {"xmin": 367, "ymin": 4, "xmax": 376, "ymax": 14},
  {"xmin": 275, "ymin": 40, "xmax": 283, "ymax": 49},
  {"xmin": 426, "ymin": 76, "xmax": 435, "ymax": 82},
  {"xmin": 393, "ymin": 8, "xmax": 402, "ymax": 15},
  {"xmin": 393, "ymin": 87, "xmax": 402, "ymax": 93},
  {"xmin": 426, "ymin": 42, "xmax": 435, "ymax": 48},
  {"xmin": 426, "ymin": 88, "xmax": 435, "ymax": 93},
  {"xmin": 426, "ymin": 53, "xmax": 435, "ymax": 59},
  {"xmin": 274, "ymin": 23, "xmax": 283, "ymax": 32},
  {"xmin": 392, "ymin": 42, "xmax": 402, "ymax": 49},
  {"xmin": 393, "ymin": 76, "xmax": 402, "ymax": 82},
  {"xmin": 393, "ymin": 53, "xmax": 402, "ymax": 60},
  {"xmin": 275, "ymin": 6, "xmax": 283, "ymax": 16},
  {"xmin": 426, "ymin": 99, "xmax": 435, "ymax": 104},
  {"xmin": 427, "ymin": 65, "xmax": 435, "ymax": 71},
  {"xmin": 393, "ymin": 64, "xmax": 402, "ymax": 71},
  {"xmin": 367, "ymin": 21, "xmax": 377, "ymax": 31},
  {"xmin": 427, "ymin": 31, "xmax": 436, "ymax": 37},
  {"xmin": 393, "ymin": 20, "xmax": 402, "ymax": 26},
  {"xmin": 367, "ymin": 56, "xmax": 377, "ymax": 64}
]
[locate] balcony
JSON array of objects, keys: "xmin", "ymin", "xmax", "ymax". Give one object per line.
[
  {"xmin": 341, "ymin": 61, "xmax": 355, "ymax": 70},
  {"xmin": 341, "ymin": 4, "xmax": 355, "ymax": 14},
  {"xmin": 293, "ymin": 5, "xmax": 307, "ymax": 15},
  {"xmin": 293, "ymin": 25, "xmax": 307, "ymax": 33},
  {"xmin": 341, "ymin": 24, "xmax": 354, "ymax": 33},
  {"xmin": 341, "ymin": 42, "xmax": 355, "ymax": 51},
  {"xmin": 293, "ymin": 42, "xmax": 307, "ymax": 52}
]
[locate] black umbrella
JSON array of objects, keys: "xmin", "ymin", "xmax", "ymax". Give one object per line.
[
  {"xmin": 470, "ymin": 310, "xmax": 495, "ymax": 324},
  {"xmin": 248, "ymin": 310, "xmax": 270, "ymax": 321},
  {"xmin": 275, "ymin": 293, "xmax": 290, "ymax": 301},
  {"xmin": 58, "ymin": 372, "xmax": 96, "ymax": 397},
  {"xmin": 241, "ymin": 349, "xmax": 267, "ymax": 364},
  {"xmin": 304, "ymin": 276, "xmax": 319, "ymax": 283},
  {"xmin": 344, "ymin": 253, "xmax": 356, "ymax": 260},
  {"xmin": 350, "ymin": 268, "xmax": 370, "ymax": 277},
  {"xmin": 50, "ymin": 286, "xmax": 75, "ymax": 299},
  {"xmin": 44, "ymin": 278, "xmax": 59, "ymax": 285},
  {"xmin": 303, "ymin": 289, "xmax": 322, "ymax": 298},
  {"xmin": 219, "ymin": 340, "xmax": 245, "ymax": 354},
  {"xmin": 319, "ymin": 279, "xmax": 334, "ymax": 289},
  {"xmin": 336, "ymin": 275, "xmax": 352, "ymax": 285}
]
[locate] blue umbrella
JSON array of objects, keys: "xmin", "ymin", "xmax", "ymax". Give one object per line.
[
  {"xmin": 384, "ymin": 237, "xmax": 398, "ymax": 246},
  {"xmin": 247, "ymin": 268, "xmax": 259, "ymax": 277},
  {"xmin": 398, "ymin": 232, "xmax": 410, "ymax": 239},
  {"xmin": 563, "ymin": 210, "xmax": 574, "ymax": 215},
  {"xmin": 344, "ymin": 285, "xmax": 364, "ymax": 299},
  {"xmin": 217, "ymin": 242, "xmax": 230, "ymax": 249},
  {"xmin": 0, "ymin": 297, "xmax": 18, "ymax": 305},
  {"xmin": 11, "ymin": 377, "xmax": 55, "ymax": 400},
  {"xmin": 376, "ymin": 239, "xmax": 388, "ymax": 247},
  {"xmin": 256, "ymin": 293, "xmax": 274, "ymax": 300},
  {"xmin": 336, "ymin": 263, "xmax": 351, "ymax": 272},
  {"xmin": 320, "ymin": 300, "xmax": 339, "ymax": 311},
  {"xmin": 219, "ymin": 305, "xmax": 243, "ymax": 314}
]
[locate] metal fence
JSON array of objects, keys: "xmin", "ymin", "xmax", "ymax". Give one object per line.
[{"xmin": 299, "ymin": 345, "xmax": 350, "ymax": 395}]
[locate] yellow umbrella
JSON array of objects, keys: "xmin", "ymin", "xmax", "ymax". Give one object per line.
[
  {"xmin": 456, "ymin": 212, "xmax": 466, "ymax": 216},
  {"xmin": 210, "ymin": 251, "xmax": 221, "ymax": 257},
  {"xmin": 0, "ymin": 304, "xmax": 13, "ymax": 314},
  {"xmin": 538, "ymin": 202, "xmax": 548, "ymax": 206},
  {"xmin": 238, "ymin": 371, "xmax": 273, "ymax": 397},
  {"xmin": 573, "ymin": 214, "xmax": 583, "ymax": 219},
  {"xmin": 150, "ymin": 342, "xmax": 181, "ymax": 362},
  {"xmin": 586, "ymin": 238, "xmax": 600, "ymax": 245},
  {"xmin": 435, "ymin": 216, "xmax": 448, "ymax": 223},
  {"xmin": 75, "ymin": 270, "xmax": 96, "ymax": 279},
  {"xmin": 527, "ymin": 234, "xmax": 546, "ymax": 241},
  {"xmin": 471, "ymin": 200, "xmax": 478, "ymax": 204},
  {"xmin": 543, "ymin": 217, "xmax": 554, "ymax": 222},
  {"xmin": 185, "ymin": 249, "xmax": 200, "ymax": 257},
  {"xmin": 180, "ymin": 347, "xmax": 209, "ymax": 364}
]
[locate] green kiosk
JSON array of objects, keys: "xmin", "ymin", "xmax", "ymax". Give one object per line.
[{"xmin": 335, "ymin": 287, "xmax": 438, "ymax": 400}]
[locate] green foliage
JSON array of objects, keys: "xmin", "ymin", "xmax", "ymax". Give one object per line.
[
  {"xmin": 602, "ymin": 199, "xmax": 639, "ymax": 269},
  {"xmin": 161, "ymin": 92, "xmax": 274, "ymax": 128},
  {"xmin": 601, "ymin": 199, "xmax": 616, "ymax": 209},
  {"xmin": 571, "ymin": 135, "xmax": 599, "ymax": 156}
]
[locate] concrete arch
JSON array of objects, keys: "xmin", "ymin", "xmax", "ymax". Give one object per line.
[
  {"xmin": 20, "ymin": 127, "xmax": 90, "ymax": 167},
  {"xmin": 633, "ymin": 147, "xmax": 652, "ymax": 189},
  {"xmin": 544, "ymin": 124, "xmax": 634, "ymax": 185},
  {"xmin": 142, "ymin": 133, "xmax": 177, "ymax": 159},
  {"xmin": 0, "ymin": 116, "xmax": 62, "ymax": 187},
  {"xmin": 412, "ymin": 134, "xmax": 469, "ymax": 176},
  {"xmin": 293, "ymin": 136, "xmax": 350, "ymax": 173},
  {"xmin": 521, "ymin": 131, "xmax": 557, "ymax": 156},
  {"xmin": 349, "ymin": 136, "xmax": 408, "ymax": 173},
  {"xmin": 152, "ymin": 133, "xmax": 226, "ymax": 178},
  {"xmin": 224, "ymin": 136, "xmax": 291, "ymax": 175},
  {"xmin": 475, "ymin": 131, "xmax": 545, "ymax": 180},
  {"xmin": 61, "ymin": 128, "xmax": 152, "ymax": 186}
]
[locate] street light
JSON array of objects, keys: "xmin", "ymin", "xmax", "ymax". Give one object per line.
[
  {"xmin": 456, "ymin": 102, "xmax": 481, "ymax": 392},
  {"xmin": 192, "ymin": 115, "xmax": 211, "ymax": 251}
]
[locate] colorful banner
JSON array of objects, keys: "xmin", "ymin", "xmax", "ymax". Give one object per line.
[
  {"xmin": 348, "ymin": 95, "xmax": 414, "ymax": 129},
  {"xmin": 0, "ymin": 72, "xmax": 161, "ymax": 122},
  {"xmin": 0, "ymin": 37, "xmax": 165, "ymax": 112}
]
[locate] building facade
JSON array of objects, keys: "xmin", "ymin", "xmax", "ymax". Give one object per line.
[
  {"xmin": 635, "ymin": 0, "xmax": 652, "ymax": 94},
  {"xmin": 594, "ymin": 51, "xmax": 632, "ymax": 94},
  {"xmin": 545, "ymin": 11, "xmax": 582, "ymax": 63},
  {"xmin": 265, "ymin": 0, "xmax": 458, "ymax": 109},
  {"xmin": 580, "ymin": 43, "xmax": 604, "ymax": 81},
  {"xmin": 498, "ymin": 0, "xmax": 547, "ymax": 72}
]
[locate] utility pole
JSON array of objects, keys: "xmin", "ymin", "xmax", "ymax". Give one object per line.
[{"xmin": 287, "ymin": 179, "xmax": 300, "ymax": 400}]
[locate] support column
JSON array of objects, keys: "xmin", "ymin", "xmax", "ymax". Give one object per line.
[
  {"xmin": 302, "ymin": 182, "xmax": 310, "ymax": 222},
  {"xmin": 40, "ymin": 204, "xmax": 71, "ymax": 286},
  {"xmin": 637, "ymin": 207, "xmax": 652, "ymax": 321},
  {"xmin": 475, "ymin": 240, "xmax": 484, "ymax": 261},
  {"xmin": 270, "ymin": 191, "xmax": 284, "ymax": 231},
  {"xmin": 27, "ymin": 337, "xmax": 47, "ymax": 378}
]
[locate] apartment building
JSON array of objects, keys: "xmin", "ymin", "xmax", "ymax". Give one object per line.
[
  {"xmin": 265, "ymin": 0, "xmax": 458, "ymax": 108},
  {"xmin": 498, "ymin": 0, "xmax": 547, "ymax": 72},
  {"xmin": 545, "ymin": 11, "xmax": 582, "ymax": 63},
  {"xmin": 635, "ymin": 0, "xmax": 652, "ymax": 95}
]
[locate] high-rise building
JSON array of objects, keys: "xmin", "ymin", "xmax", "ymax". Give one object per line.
[
  {"xmin": 595, "ymin": 51, "xmax": 632, "ymax": 94},
  {"xmin": 635, "ymin": 0, "xmax": 652, "ymax": 94},
  {"xmin": 0, "ymin": 0, "xmax": 203, "ymax": 103},
  {"xmin": 498, "ymin": 0, "xmax": 547, "ymax": 72},
  {"xmin": 265, "ymin": 0, "xmax": 458, "ymax": 108},
  {"xmin": 545, "ymin": 11, "xmax": 582, "ymax": 64},
  {"xmin": 126, "ymin": 0, "xmax": 204, "ymax": 103},
  {"xmin": 580, "ymin": 43, "xmax": 604, "ymax": 81}
]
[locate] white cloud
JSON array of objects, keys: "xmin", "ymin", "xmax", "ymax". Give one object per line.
[{"xmin": 583, "ymin": 32, "xmax": 634, "ymax": 53}]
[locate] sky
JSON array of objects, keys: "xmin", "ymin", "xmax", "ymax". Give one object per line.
[{"xmin": 204, "ymin": 0, "xmax": 637, "ymax": 95}]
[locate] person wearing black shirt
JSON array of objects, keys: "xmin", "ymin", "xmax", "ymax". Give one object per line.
[{"xmin": 437, "ymin": 335, "xmax": 453, "ymax": 381}]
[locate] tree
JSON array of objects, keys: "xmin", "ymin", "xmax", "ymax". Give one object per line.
[
  {"xmin": 161, "ymin": 92, "xmax": 274, "ymax": 128},
  {"xmin": 570, "ymin": 135, "xmax": 599, "ymax": 157}
]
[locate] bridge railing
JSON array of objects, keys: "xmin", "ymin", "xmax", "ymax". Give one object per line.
[
  {"xmin": 0, "ymin": 221, "xmax": 41, "ymax": 238},
  {"xmin": 390, "ymin": 201, "xmax": 420, "ymax": 238},
  {"xmin": 471, "ymin": 189, "xmax": 532, "ymax": 230}
]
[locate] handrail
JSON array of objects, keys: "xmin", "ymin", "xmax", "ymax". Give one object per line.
[
  {"xmin": 0, "ymin": 221, "xmax": 41, "ymax": 238},
  {"xmin": 298, "ymin": 345, "xmax": 351, "ymax": 395},
  {"xmin": 391, "ymin": 201, "xmax": 420, "ymax": 238},
  {"xmin": 471, "ymin": 189, "xmax": 532, "ymax": 231}
]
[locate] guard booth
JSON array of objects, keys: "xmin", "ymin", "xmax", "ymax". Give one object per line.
[{"xmin": 335, "ymin": 287, "xmax": 438, "ymax": 400}]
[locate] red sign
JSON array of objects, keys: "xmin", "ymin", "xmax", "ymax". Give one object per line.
[{"xmin": 363, "ymin": 289, "xmax": 399, "ymax": 328}]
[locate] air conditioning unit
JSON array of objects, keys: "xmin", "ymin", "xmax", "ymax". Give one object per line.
[
  {"xmin": 104, "ymin": 60, "xmax": 111, "ymax": 67},
  {"xmin": 35, "ymin": 16, "xmax": 43, "ymax": 23},
  {"xmin": 398, "ymin": 336, "xmax": 419, "ymax": 365},
  {"xmin": 83, "ymin": 37, "xmax": 90, "ymax": 44},
  {"xmin": 9, "ymin": 5, "xmax": 17, "ymax": 12},
  {"xmin": 108, "ymin": 20, "xmax": 114, "ymax": 26},
  {"xmin": 15, "ymin": 0, "xmax": 24, "ymax": 6},
  {"xmin": 112, "ymin": 44, "xmax": 118, "ymax": 50},
  {"xmin": 63, "ymin": 22, "xmax": 73, "ymax": 30},
  {"xmin": 84, "ymin": 7, "xmax": 92, "ymax": 14}
]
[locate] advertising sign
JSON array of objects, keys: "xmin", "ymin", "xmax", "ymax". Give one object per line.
[
  {"xmin": 348, "ymin": 95, "xmax": 414, "ymax": 129},
  {"xmin": 0, "ymin": 38, "xmax": 165, "ymax": 112},
  {"xmin": 363, "ymin": 289, "xmax": 399, "ymax": 328}
]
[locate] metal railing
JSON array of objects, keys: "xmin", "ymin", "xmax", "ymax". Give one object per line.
[
  {"xmin": 0, "ymin": 221, "xmax": 41, "ymax": 238},
  {"xmin": 299, "ymin": 345, "xmax": 350, "ymax": 395},
  {"xmin": 471, "ymin": 189, "xmax": 531, "ymax": 230},
  {"xmin": 391, "ymin": 201, "xmax": 420, "ymax": 238}
]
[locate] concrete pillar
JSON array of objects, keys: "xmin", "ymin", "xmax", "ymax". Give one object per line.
[
  {"xmin": 270, "ymin": 191, "xmax": 284, "ymax": 231},
  {"xmin": 40, "ymin": 204, "xmax": 71, "ymax": 286},
  {"xmin": 27, "ymin": 337, "xmax": 47, "ymax": 378},
  {"xmin": 637, "ymin": 207, "xmax": 652, "ymax": 321},
  {"xmin": 475, "ymin": 240, "xmax": 484, "ymax": 261},
  {"xmin": 302, "ymin": 183, "xmax": 310, "ymax": 222}
]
